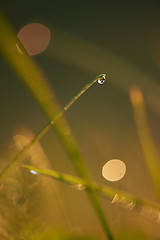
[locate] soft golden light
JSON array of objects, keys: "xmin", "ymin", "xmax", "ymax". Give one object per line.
[
  {"xmin": 129, "ymin": 86, "xmax": 143, "ymax": 106},
  {"xmin": 102, "ymin": 159, "xmax": 126, "ymax": 182},
  {"xmin": 17, "ymin": 23, "xmax": 51, "ymax": 56}
]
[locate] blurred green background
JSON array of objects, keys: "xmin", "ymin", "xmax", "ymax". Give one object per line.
[{"xmin": 1, "ymin": 1, "xmax": 160, "ymax": 239}]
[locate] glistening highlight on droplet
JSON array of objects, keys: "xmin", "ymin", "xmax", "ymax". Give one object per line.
[
  {"xmin": 97, "ymin": 74, "xmax": 106, "ymax": 84},
  {"xmin": 30, "ymin": 170, "xmax": 39, "ymax": 175},
  {"xmin": 102, "ymin": 159, "xmax": 126, "ymax": 182}
]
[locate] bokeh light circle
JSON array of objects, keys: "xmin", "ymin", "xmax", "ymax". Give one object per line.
[
  {"xmin": 17, "ymin": 23, "xmax": 51, "ymax": 56},
  {"xmin": 102, "ymin": 159, "xmax": 126, "ymax": 182}
]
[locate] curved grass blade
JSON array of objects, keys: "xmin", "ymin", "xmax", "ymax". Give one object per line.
[
  {"xmin": 0, "ymin": 12, "xmax": 112, "ymax": 239},
  {"xmin": 23, "ymin": 165, "xmax": 160, "ymax": 223},
  {"xmin": 0, "ymin": 73, "xmax": 106, "ymax": 178}
]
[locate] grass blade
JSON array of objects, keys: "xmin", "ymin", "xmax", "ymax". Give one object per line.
[
  {"xmin": 14, "ymin": 129, "xmax": 70, "ymax": 228},
  {"xmin": 0, "ymin": 11, "xmax": 112, "ymax": 239},
  {"xmin": 0, "ymin": 73, "xmax": 106, "ymax": 178},
  {"xmin": 129, "ymin": 86, "xmax": 160, "ymax": 199},
  {"xmin": 23, "ymin": 165, "xmax": 160, "ymax": 223}
]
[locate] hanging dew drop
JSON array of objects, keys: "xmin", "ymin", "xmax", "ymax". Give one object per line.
[
  {"xmin": 30, "ymin": 170, "xmax": 39, "ymax": 175},
  {"xmin": 97, "ymin": 74, "xmax": 107, "ymax": 84},
  {"xmin": 98, "ymin": 79, "xmax": 105, "ymax": 84}
]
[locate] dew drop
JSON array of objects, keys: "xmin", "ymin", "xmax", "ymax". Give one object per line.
[
  {"xmin": 98, "ymin": 79, "xmax": 105, "ymax": 84},
  {"xmin": 97, "ymin": 74, "xmax": 106, "ymax": 84},
  {"xmin": 30, "ymin": 170, "xmax": 39, "ymax": 175}
]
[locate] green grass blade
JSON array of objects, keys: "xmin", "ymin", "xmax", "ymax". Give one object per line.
[
  {"xmin": 0, "ymin": 11, "xmax": 112, "ymax": 239},
  {"xmin": 129, "ymin": 86, "xmax": 160, "ymax": 199},
  {"xmin": 14, "ymin": 130, "xmax": 71, "ymax": 228},
  {"xmin": 0, "ymin": 72, "xmax": 106, "ymax": 178},
  {"xmin": 23, "ymin": 165, "xmax": 160, "ymax": 222}
]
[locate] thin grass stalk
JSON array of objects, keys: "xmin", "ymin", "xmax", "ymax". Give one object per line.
[
  {"xmin": 0, "ymin": 73, "xmax": 106, "ymax": 178},
  {"xmin": 0, "ymin": 12, "xmax": 112, "ymax": 239},
  {"xmin": 14, "ymin": 130, "xmax": 71, "ymax": 228},
  {"xmin": 23, "ymin": 165, "xmax": 160, "ymax": 223},
  {"xmin": 129, "ymin": 86, "xmax": 160, "ymax": 199}
]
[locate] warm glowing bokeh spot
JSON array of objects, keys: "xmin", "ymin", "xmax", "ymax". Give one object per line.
[
  {"xmin": 17, "ymin": 23, "xmax": 51, "ymax": 56},
  {"xmin": 102, "ymin": 159, "xmax": 126, "ymax": 182}
]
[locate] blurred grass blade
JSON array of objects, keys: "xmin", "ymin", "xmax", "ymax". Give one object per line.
[
  {"xmin": 129, "ymin": 86, "xmax": 160, "ymax": 198},
  {"xmin": 0, "ymin": 11, "xmax": 112, "ymax": 239},
  {"xmin": 14, "ymin": 129, "xmax": 70, "ymax": 228},
  {"xmin": 0, "ymin": 73, "xmax": 106, "ymax": 178},
  {"xmin": 23, "ymin": 165, "xmax": 160, "ymax": 222}
]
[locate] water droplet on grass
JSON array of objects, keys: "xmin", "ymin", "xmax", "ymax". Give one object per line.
[
  {"xmin": 98, "ymin": 79, "xmax": 105, "ymax": 84},
  {"xmin": 30, "ymin": 170, "xmax": 39, "ymax": 175},
  {"xmin": 97, "ymin": 74, "xmax": 106, "ymax": 84}
]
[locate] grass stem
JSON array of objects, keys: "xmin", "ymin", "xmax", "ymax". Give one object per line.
[
  {"xmin": 0, "ymin": 11, "xmax": 112, "ymax": 239},
  {"xmin": 129, "ymin": 86, "xmax": 160, "ymax": 199},
  {"xmin": 0, "ymin": 74, "xmax": 106, "ymax": 178},
  {"xmin": 23, "ymin": 165, "xmax": 160, "ymax": 223}
]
